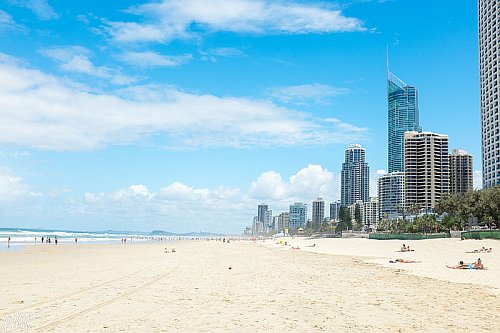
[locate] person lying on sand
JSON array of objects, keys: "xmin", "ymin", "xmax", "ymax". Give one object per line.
[
  {"xmin": 447, "ymin": 259, "xmax": 486, "ymax": 270},
  {"xmin": 291, "ymin": 246, "xmax": 300, "ymax": 250},
  {"xmin": 305, "ymin": 244, "xmax": 316, "ymax": 247},
  {"xmin": 389, "ymin": 258, "xmax": 420, "ymax": 263},
  {"xmin": 446, "ymin": 260, "xmax": 471, "ymax": 269}
]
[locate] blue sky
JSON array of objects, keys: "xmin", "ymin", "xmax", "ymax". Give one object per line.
[{"xmin": 0, "ymin": 0, "xmax": 481, "ymax": 233}]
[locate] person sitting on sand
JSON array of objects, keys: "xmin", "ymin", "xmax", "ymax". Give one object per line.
[
  {"xmin": 473, "ymin": 258, "xmax": 485, "ymax": 270},
  {"xmin": 400, "ymin": 244, "xmax": 407, "ymax": 252},
  {"xmin": 171, "ymin": 248, "xmax": 176, "ymax": 253},
  {"xmin": 389, "ymin": 258, "xmax": 419, "ymax": 263}
]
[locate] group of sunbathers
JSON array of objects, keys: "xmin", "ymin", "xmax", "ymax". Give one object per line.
[
  {"xmin": 446, "ymin": 258, "xmax": 485, "ymax": 270},
  {"xmin": 397, "ymin": 244, "xmax": 414, "ymax": 252},
  {"xmin": 466, "ymin": 247, "xmax": 492, "ymax": 253}
]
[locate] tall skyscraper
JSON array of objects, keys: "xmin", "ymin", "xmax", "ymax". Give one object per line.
[
  {"xmin": 387, "ymin": 70, "xmax": 421, "ymax": 173},
  {"xmin": 479, "ymin": 0, "xmax": 500, "ymax": 188},
  {"xmin": 289, "ymin": 202, "xmax": 307, "ymax": 230},
  {"xmin": 341, "ymin": 144, "xmax": 370, "ymax": 206},
  {"xmin": 449, "ymin": 149, "xmax": 473, "ymax": 194},
  {"xmin": 404, "ymin": 131, "xmax": 449, "ymax": 211},
  {"xmin": 312, "ymin": 198, "xmax": 325, "ymax": 231},
  {"xmin": 264, "ymin": 209, "xmax": 273, "ymax": 231},
  {"xmin": 329, "ymin": 200, "xmax": 341, "ymax": 221},
  {"xmin": 378, "ymin": 172, "xmax": 404, "ymax": 221},
  {"xmin": 257, "ymin": 204, "xmax": 268, "ymax": 224}
]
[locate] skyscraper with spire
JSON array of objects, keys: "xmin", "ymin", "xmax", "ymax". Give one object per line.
[{"xmin": 387, "ymin": 57, "xmax": 421, "ymax": 173}]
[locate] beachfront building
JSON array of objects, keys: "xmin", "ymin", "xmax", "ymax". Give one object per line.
[
  {"xmin": 289, "ymin": 202, "xmax": 307, "ymax": 230},
  {"xmin": 363, "ymin": 197, "xmax": 379, "ymax": 230},
  {"xmin": 312, "ymin": 198, "xmax": 325, "ymax": 231},
  {"xmin": 274, "ymin": 212, "xmax": 290, "ymax": 233},
  {"xmin": 257, "ymin": 203, "xmax": 268, "ymax": 225},
  {"xmin": 264, "ymin": 209, "xmax": 273, "ymax": 232},
  {"xmin": 449, "ymin": 149, "xmax": 474, "ymax": 194},
  {"xmin": 329, "ymin": 200, "xmax": 341, "ymax": 221},
  {"xmin": 252, "ymin": 216, "xmax": 264, "ymax": 235},
  {"xmin": 387, "ymin": 70, "xmax": 421, "ymax": 173},
  {"xmin": 479, "ymin": 0, "xmax": 500, "ymax": 188},
  {"xmin": 341, "ymin": 144, "xmax": 370, "ymax": 206},
  {"xmin": 404, "ymin": 131, "xmax": 450, "ymax": 212},
  {"xmin": 378, "ymin": 172, "xmax": 404, "ymax": 221},
  {"xmin": 348, "ymin": 200, "xmax": 364, "ymax": 227}
]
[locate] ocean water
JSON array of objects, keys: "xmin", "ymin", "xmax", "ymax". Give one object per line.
[{"xmin": 0, "ymin": 228, "xmax": 177, "ymax": 251}]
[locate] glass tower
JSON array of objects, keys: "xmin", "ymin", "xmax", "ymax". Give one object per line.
[
  {"xmin": 387, "ymin": 71, "xmax": 421, "ymax": 173},
  {"xmin": 289, "ymin": 202, "xmax": 307, "ymax": 230}
]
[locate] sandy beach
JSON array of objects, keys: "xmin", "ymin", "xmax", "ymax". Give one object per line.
[{"xmin": 0, "ymin": 239, "xmax": 499, "ymax": 332}]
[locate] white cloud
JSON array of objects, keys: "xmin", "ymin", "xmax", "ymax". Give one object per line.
[
  {"xmin": 39, "ymin": 46, "xmax": 137, "ymax": 85},
  {"xmin": 0, "ymin": 54, "xmax": 369, "ymax": 151},
  {"xmin": 249, "ymin": 164, "xmax": 340, "ymax": 205},
  {"xmin": 249, "ymin": 171, "xmax": 287, "ymax": 200},
  {"xmin": 11, "ymin": 0, "xmax": 59, "ymax": 20},
  {"xmin": 0, "ymin": 167, "xmax": 40, "ymax": 202},
  {"xmin": 269, "ymin": 83, "xmax": 350, "ymax": 104},
  {"xmin": 0, "ymin": 164, "xmax": 343, "ymax": 232},
  {"xmin": 120, "ymin": 51, "xmax": 192, "ymax": 68},
  {"xmin": 103, "ymin": 0, "xmax": 365, "ymax": 43},
  {"xmin": 159, "ymin": 182, "xmax": 210, "ymax": 201},
  {"xmin": 77, "ymin": 165, "xmax": 340, "ymax": 231}
]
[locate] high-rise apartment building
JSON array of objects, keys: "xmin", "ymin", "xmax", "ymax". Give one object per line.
[
  {"xmin": 378, "ymin": 172, "xmax": 404, "ymax": 221},
  {"xmin": 264, "ymin": 209, "xmax": 273, "ymax": 231},
  {"xmin": 257, "ymin": 204, "xmax": 268, "ymax": 224},
  {"xmin": 329, "ymin": 200, "xmax": 341, "ymax": 221},
  {"xmin": 312, "ymin": 198, "xmax": 325, "ymax": 231},
  {"xmin": 404, "ymin": 131, "xmax": 450, "ymax": 211},
  {"xmin": 341, "ymin": 144, "xmax": 370, "ymax": 206},
  {"xmin": 363, "ymin": 197, "xmax": 379, "ymax": 229},
  {"xmin": 387, "ymin": 71, "xmax": 421, "ymax": 173},
  {"xmin": 289, "ymin": 202, "xmax": 307, "ymax": 230},
  {"xmin": 275, "ymin": 212, "xmax": 290, "ymax": 233},
  {"xmin": 449, "ymin": 149, "xmax": 474, "ymax": 194},
  {"xmin": 479, "ymin": 0, "xmax": 500, "ymax": 188}
]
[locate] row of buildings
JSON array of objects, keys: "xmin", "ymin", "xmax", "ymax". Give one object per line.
[{"xmin": 246, "ymin": 1, "xmax": 499, "ymax": 235}]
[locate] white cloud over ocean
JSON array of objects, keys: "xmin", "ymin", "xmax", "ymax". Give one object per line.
[
  {"xmin": 0, "ymin": 53, "xmax": 369, "ymax": 151},
  {"xmin": 1, "ymin": 165, "xmax": 341, "ymax": 232}
]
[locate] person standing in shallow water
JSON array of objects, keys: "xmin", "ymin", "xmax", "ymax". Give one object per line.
[{"xmin": 7, "ymin": 237, "xmax": 11, "ymax": 248}]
